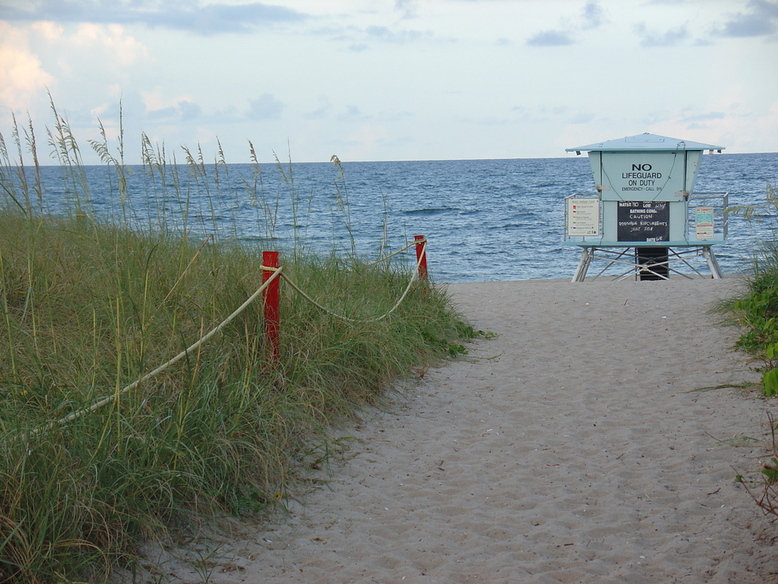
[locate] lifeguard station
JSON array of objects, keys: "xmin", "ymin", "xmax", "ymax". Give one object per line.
[{"xmin": 564, "ymin": 133, "xmax": 728, "ymax": 282}]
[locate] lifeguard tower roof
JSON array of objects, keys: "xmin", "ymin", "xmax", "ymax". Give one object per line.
[{"xmin": 566, "ymin": 132, "xmax": 724, "ymax": 153}]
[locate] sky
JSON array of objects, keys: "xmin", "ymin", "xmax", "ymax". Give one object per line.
[{"xmin": 0, "ymin": 0, "xmax": 777, "ymax": 165}]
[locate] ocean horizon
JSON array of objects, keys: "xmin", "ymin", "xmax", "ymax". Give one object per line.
[{"xmin": 4, "ymin": 152, "xmax": 776, "ymax": 283}]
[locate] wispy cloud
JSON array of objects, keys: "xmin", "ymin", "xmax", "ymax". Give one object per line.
[
  {"xmin": 247, "ymin": 94, "xmax": 284, "ymax": 120},
  {"xmin": 568, "ymin": 112, "xmax": 596, "ymax": 125},
  {"xmin": 0, "ymin": 0, "xmax": 307, "ymax": 34},
  {"xmin": 302, "ymin": 96, "xmax": 332, "ymax": 121},
  {"xmin": 336, "ymin": 105, "xmax": 363, "ymax": 122},
  {"xmin": 634, "ymin": 23, "xmax": 690, "ymax": 47},
  {"xmin": 311, "ymin": 19, "xmax": 433, "ymax": 51},
  {"xmin": 147, "ymin": 100, "xmax": 202, "ymax": 122},
  {"xmin": 581, "ymin": 1, "xmax": 605, "ymax": 30},
  {"xmin": 526, "ymin": 1, "xmax": 605, "ymax": 47},
  {"xmin": 394, "ymin": 0, "xmax": 419, "ymax": 20},
  {"xmin": 680, "ymin": 111, "xmax": 731, "ymax": 130},
  {"xmin": 527, "ymin": 30, "xmax": 575, "ymax": 46},
  {"xmin": 714, "ymin": 0, "xmax": 778, "ymax": 38},
  {"xmin": 365, "ymin": 25, "xmax": 430, "ymax": 43},
  {"xmin": 140, "ymin": 90, "xmax": 202, "ymax": 123}
]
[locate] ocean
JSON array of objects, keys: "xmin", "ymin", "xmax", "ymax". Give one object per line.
[{"xmin": 12, "ymin": 153, "xmax": 778, "ymax": 283}]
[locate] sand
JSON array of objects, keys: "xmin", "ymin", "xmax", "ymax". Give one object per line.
[{"xmin": 141, "ymin": 277, "xmax": 778, "ymax": 583}]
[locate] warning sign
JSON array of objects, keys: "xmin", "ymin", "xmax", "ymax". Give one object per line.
[
  {"xmin": 566, "ymin": 198, "xmax": 600, "ymax": 237},
  {"xmin": 695, "ymin": 207, "xmax": 714, "ymax": 240},
  {"xmin": 617, "ymin": 201, "xmax": 669, "ymax": 242}
]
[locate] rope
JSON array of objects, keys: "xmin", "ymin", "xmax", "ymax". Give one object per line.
[
  {"xmin": 280, "ymin": 240, "xmax": 426, "ymax": 323},
  {"xmin": 31, "ymin": 238, "xmax": 426, "ymax": 433},
  {"xmin": 367, "ymin": 237, "xmax": 426, "ymax": 266},
  {"xmin": 32, "ymin": 266, "xmax": 283, "ymax": 435}
]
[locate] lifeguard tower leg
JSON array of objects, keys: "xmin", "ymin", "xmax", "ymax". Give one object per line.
[
  {"xmin": 572, "ymin": 247, "xmax": 594, "ymax": 282},
  {"xmin": 702, "ymin": 246, "xmax": 723, "ymax": 279}
]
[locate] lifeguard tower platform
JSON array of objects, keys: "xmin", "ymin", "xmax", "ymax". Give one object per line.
[{"xmin": 564, "ymin": 133, "xmax": 728, "ymax": 282}]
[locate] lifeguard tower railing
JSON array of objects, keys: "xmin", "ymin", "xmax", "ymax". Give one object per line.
[{"xmin": 563, "ymin": 191, "xmax": 728, "ymax": 282}]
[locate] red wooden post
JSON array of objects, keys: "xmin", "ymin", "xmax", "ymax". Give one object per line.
[
  {"xmin": 262, "ymin": 251, "xmax": 280, "ymax": 362},
  {"xmin": 414, "ymin": 235, "xmax": 428, "ymax": 280}
]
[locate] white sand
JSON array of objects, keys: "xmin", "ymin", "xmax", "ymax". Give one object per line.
[{"xmin": 142, "ymin": 278, "xmax": 778, "ymax": 583}]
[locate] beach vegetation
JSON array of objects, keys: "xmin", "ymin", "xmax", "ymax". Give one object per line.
[
  {"xmin": 0, "ymin": 105, "xmax": 473, "ymax": 582},
  {"xmin": 725, "ymin": 183, "xmax": 778, "ymax": 520},
  {"xmin": 727, "ymin": 182, "xmax": 778, "ymax": 396},
  {"xmin": 736, "ymin": 411, "xmax": 778, "ymax": 520}
]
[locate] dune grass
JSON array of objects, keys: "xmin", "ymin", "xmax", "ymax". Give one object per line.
[
  {"xmin": 727, "ymin": 183, "xmax": 778, "ymax": 396},
  {"xmin": 722, "ymin": 182, "xmax": 778, "ymax": 520},
  {"xmin": 0, "ymin": 108, "xmax": 474, "ymax": 582}
]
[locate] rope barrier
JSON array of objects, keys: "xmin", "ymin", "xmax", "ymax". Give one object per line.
[
  {"xmin": 32, "ymin": 265, "xmax": 284, "ymax": 436},
  {"xmin": 31, "ymin": 237, "xmax": 426, "ymax": 433},
  {"xmin": 279, "ymin": 238, "xmax": 426, "ymax": 324},
  {"xmin": 367, "ymin": 237, "xmax": 426, "ymax": 266}
]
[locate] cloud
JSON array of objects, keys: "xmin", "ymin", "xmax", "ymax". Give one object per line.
[
  {"xmin": 147, "ymin": 100, "xmax": 201, "ymax": 122},
  {"xmin": 715, "ymin": 0, "xmax": 778, "ymax": 38},
  {"xmin": 568, "ymin": 112, "xmax": 596, "ymax": 124},
  {"xmin": 337, "ymin": 105, "xmax": 367, "ymax": 122},
  {"xmin": 681, "ymin": 111, "xmax": 727, "ymax": 129},
  {"xmin": 247, "ymin": 94, "xmax": 284, "ymax": 120},
  {"xmin": 302, "ymin": 96, "xmax": 332, "ymax": 121},
  {"xmin": 318, "ymin": 21, "xmax": 432, "ymax": 52},
  {"xmin": 0, "ymin": 0, "xmax": 307, "ymax": 35},
  {"xmin": 365, "ymin": 25, "xmax": 430, "ymax": 43},
  {"xmin": 634, "ymin": 23, "xmax": 690, "ymax": 47},
  {"xmin": 581, "ymin": 1, "xmax": 605, "ymax": 30},
  {"xmin": 142, "ymin": 91, "xmax": 202, "ymax": 122},
  {"xmin": 526, "ymin": 1, "xmax": 604, "ymax": 46},
  {"xmin": 461, "ymin": 115, "xmax": 510, "ymax": 126},
  {"xmin": 177, "ymin": 101, "xmax": 202, "ymax": 121},
  {"xmin": 345, "ymin": 123, "xmax": 390, "ymax": 149},
  {"xmin": 73, "ymin": 23, "xmax": 149, "ymax": 65},
  {"xmin": 526, "ymin": 30, "xmax": 575, "ymax": 47},
  {"xmin": 394, "ymin": 0, "xmax": 419, "ymax": 19},
  {"xmin": 0, "ymin": 23, "xmax": 55, "ymax": 113},
  {"xmin": 31, "ymin": 20, "xmax": 64, "ymax": 41}
]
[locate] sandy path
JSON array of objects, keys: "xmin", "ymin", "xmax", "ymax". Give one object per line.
[{"xmin": 144, "ymin": 278, "xmax": 778, "ymax": 583}]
